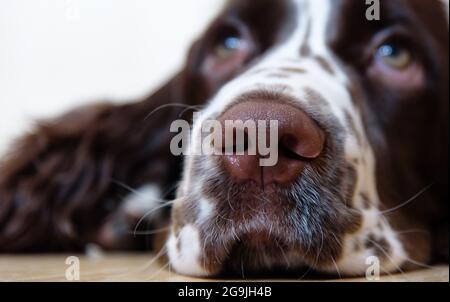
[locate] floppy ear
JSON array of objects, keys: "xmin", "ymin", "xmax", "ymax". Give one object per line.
[{"xmin": 0, "ymin": 69, "xmax": 199, "ymax": 252}]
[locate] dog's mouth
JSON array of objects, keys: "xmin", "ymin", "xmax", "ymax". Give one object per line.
[{"xmin": 168, "ymin": 156, "xmax": 363, "ymax": 277}]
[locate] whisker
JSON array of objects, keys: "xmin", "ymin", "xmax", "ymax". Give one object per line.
[
  {"xmin": 161, "ymin": 182, "xmax": 181, "ymax": 200},
  {"xmin": 112, "ymin": 179, "xmax": 143, "ymax": 195},
  {"xmin": 380, "ymin": 184, "xmax": 433, "ymax": 215},
  {"xmin": 128, "ymin": 226, "xmax": 171, "ymax": 236},
  {"xmin": 133, "ymin": 199, "xmax": 177, "ymax": 236},
  {"xmin": 109, "ymin": 246, "xmax": 167, "ymax": 279},
  {"xmin": 297, "ymin": 262, "xmax": 314, "ymax": 280},
  {"xmin": 179, "ymin": 105, "xmax": 205, "ymax": 118},
  {"xmin": 403, "ymin": 257, "xmax": 434, "ymax": 270},
  {"xmin": 315, "ymin": 224, "xmax": 325, "ymax": 265},
  {"xmin": 297, "ymin": 226, "xmax": 314, "ymax": 279},
  {"xmin": 366, "ymin": 238, "xmax": 410, "ymax": 281},
  {"xmin": 240, "ymin": 255, "xmax": 246, "ymax": 280},
  {"xmin": 112, "ymin": 179, "xmax": 169, "ymax": 204},
  {"xmin": 297, "ymin": 224, "xmax": 325, "ymax": 281},
  {"xmin": 275, "ymin": 238, "xmax": 290, "ymax": 269},
  {"xmin": 394, "ymin": 229, "xmax": 429, "ymax": 236},
  {"xmin": 144, "ymin": 261, "xmax": 171, "ymax": 281},
  {"xmin": 330, "ymin": 257, "xmax": 342, "ymax": 279},
  {"xmin": 138, "ymin": 246, "xmax": 168, "ymax": 273},
  {"xmin": 378, "ymin": 267, "xmax": 396, "ymax": 280},
  {"xmin": 144, "ymin": 103, "xmax": 202, "ymax": 121},
  {"xmin": 226, "ymin": 185, "xmax": 235, "ymax": 211}
]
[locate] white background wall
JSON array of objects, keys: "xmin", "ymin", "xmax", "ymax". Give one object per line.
[{"xmin": 0, "ymin": 0, "xmax": 225, "ymax": 155}]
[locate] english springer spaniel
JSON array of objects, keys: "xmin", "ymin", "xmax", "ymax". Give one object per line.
[{"xmin": 0, "ymin": 0, "xmax": 448, "ymax": 278}]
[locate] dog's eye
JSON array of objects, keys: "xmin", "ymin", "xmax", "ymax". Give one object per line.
[
  {"xmin": 200, "ymin": 20, "xmax": 256, "ymax": 90},
  {"xmin": 376, "ymin": 43, "xmax": 412, "ymax": 70},
  {"xmin": 214, "ymin": 35, "xmax": 243, "ymax": 60},
  {"xmin": 367, "ymin": 31, "xmax": 424, "ymax": 93},
  {"xmin": 209, "ymin": 23, "xmax": 250, "ymax": 62}
]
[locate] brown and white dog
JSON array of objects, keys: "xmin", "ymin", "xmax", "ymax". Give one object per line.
[{"xmin": 0, "ymin": 0, "xmax": 448, "ymax": 278}]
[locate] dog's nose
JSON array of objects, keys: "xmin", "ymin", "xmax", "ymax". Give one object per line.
[{"xmin": 218, "ymin": 100, "xmax": 325, "ymax": 186}]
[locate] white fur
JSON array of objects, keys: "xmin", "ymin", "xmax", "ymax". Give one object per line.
[{"xmin": 167, "ymin": 224, "xmax": 210, "ymax": 277}]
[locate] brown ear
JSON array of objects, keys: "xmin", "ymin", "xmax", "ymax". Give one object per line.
[{"xmin": 0, "ymin": 71, "xmax": 196, "ymax": 252}]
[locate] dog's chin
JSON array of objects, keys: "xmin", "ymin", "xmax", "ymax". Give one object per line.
[
  {"xmin": 218, "ymin": 231, "xmax": 309, "ymax": 277},
  {"xmin": 169, "ymin": 172, "xmax": 363, "ymax": 277}
]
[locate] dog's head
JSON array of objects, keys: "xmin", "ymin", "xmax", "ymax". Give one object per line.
[{"xmin": 166, "ymin": 0, "xmax": 449, "ymax": 277}]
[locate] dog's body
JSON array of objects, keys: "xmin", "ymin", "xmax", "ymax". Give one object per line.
[{"xmin": 0, "ymin": 0, "xmax": 448, "ymax": 277}]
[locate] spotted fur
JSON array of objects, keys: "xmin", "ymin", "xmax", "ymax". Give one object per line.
[
  {"xmin": 0, "ymin": 0, "xmax": 447, "ymax": 278},
  {"xmin": 167, "ymin": 0, "xmax": 449, "ymax": 276}
]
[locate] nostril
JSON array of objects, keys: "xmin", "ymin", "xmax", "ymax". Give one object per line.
[
  {"xmin": 279, "ymin": 128, "xmax": 325, "ymax": 160},
  {"xmin": 279, "ymin": 135, "xmax": 306, "ymax": 161}
]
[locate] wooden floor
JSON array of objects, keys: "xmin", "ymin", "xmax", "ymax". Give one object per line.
[{"xmin": 0, "ymin": 254, "xmax": 448, "ymax": 282}]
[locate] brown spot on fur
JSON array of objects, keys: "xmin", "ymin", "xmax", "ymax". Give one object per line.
[
  {"xmin": 345, "ymin": 83, "xmax": 364, "ymax": 106},
  {"xmin": 353, "ymin": 239, "xmax": 363, "ymax": 252},
  {"xmin": 365, "ymin": 234, "xmax": 392, "ymax": 260},
  {"xmin": 344, "ymin": 111, "xmax": 362, "ymax": 146},
  {"xmin": 360, "ymin": 193, "xmax": 371, "ymax": 209},
  {"xmin": 314, "ymin": 56, "xmax": 335, "ymax": 75},
  {"xmin": 171, "ymin": 199, "xmax": 201, "ymax": 254},
  {"xmin": 280, "ymin": 67, "xmax": 307, "ymax": 74},
  {"xmin": 342, "ymin": 164, "xmax": 358, "ymax": 207},
  {"xmin": 377, "ymin": 221, "xmax": 384, "ymax": 230},
  {"xmin": 171, "ymin": 199, "xmax": 198, "ymax": 237},
  {"xmin": 299, "ymin": 19, "xmax": 312, "ymax": 57},
  {"xmin": 267, "ymin": 84, "xmax": 293, "ymax": 93},
  {"xmin": 267, "ymin": 73, "xmax": 291, "ymax": 79},
  {"xmin": 300, "ymin": 44, "xmax": 311, "ymax": 57},
  {"xmin": 352, "ymin": 158, "xmax": 360, "ymax": 165},
  {"xmin": 248, "ymin": 68, "xmax": 270, "ymax": 75},
  {"xmin": 303, "ymin": 87, "xmax": 329, "ymax": 109}
]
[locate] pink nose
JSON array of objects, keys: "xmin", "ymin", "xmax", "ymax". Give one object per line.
[{"xmin": 218, "ymin": 100, "xmax": 325, "ymax": 187}]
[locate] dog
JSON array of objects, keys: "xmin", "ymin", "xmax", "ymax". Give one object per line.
[{"xmin": 0, "ymin": 0, "xmax": 448, "ymax": 278}]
